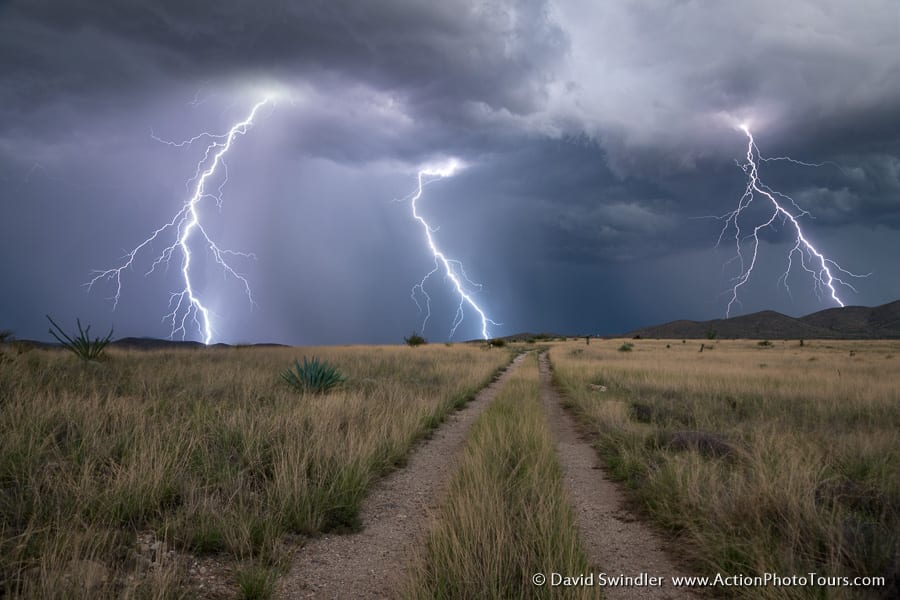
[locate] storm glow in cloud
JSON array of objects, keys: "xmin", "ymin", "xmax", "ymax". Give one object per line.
[
  {"xmin": 87, "ymin": 98, "xmax": 271, "ymax": 344},
  {"xmin": 407, "ymin": 159, "xmax": 499, "ymax": 340},
  {"xmin": 1, "ymin": 1, "xmax": 897, "ymax": 344},
  {"xmin": 717, "ymin": 125, "xmax": 869, "ymax": 317}
]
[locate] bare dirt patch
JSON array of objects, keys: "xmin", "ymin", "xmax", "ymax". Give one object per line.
[
  {"xmin": 276, "ymin": 352, "xmax": 528, "ymax": 599},
  {"xmin": 538, "ymin": 353, "xmax": 701, "ymax": 600}
]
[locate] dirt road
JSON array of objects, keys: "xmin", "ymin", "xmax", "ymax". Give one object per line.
[
  {"xmin": 538, "ymin": 352, "xmax": 700, "ymax": 599},
  {"xmin": 276, "ymin": 352, "xmax": 528, "ymax": 599}
]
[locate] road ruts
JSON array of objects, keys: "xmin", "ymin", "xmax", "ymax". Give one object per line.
[
  {"xmin": 276, "ymin": 352, "xmax": 529, "ymax": 599},
  {"xmin": 538, "ymin": 352, "xmax": 702, "ymax": 600}
]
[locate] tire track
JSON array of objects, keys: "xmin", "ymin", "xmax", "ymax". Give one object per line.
[
  {"xmin": 276, "ymin": 352, "xmax": 528, "ymax": 599},
  {"xmin": 538, "ymin": 352, "xmax": 700, "ymax": 600}
]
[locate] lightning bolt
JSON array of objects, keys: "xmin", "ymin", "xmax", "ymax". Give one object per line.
[
  {"xmin": 87, "ymin": 97, "xmax": 271, "ymax": 344},
  {"xmin": 406, "ymin": 159, "xmax": 499, "ymax": 340},
  {"xmin": 717, "ymin": 125, "xmax": 868, "ymax": 317}
]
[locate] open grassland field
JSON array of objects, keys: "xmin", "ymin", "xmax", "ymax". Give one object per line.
[
  {"xmin": 403, "ymin": 352, "xmax": 594, "ymax": 600},
  {"xmin": 0, "ymin": 343, "xmax": 511, "ymax": 599},
  {"xmin": 550, "ymin": 338, "xmax": 899, "ymax": 599}
]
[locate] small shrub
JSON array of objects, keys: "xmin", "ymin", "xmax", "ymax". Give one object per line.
[
  {"xmin": 488, "ymin": 338, "xmax": 506, "ymax": 348},
  {"xmin": 46, "ymin": 315, "xmax": 113, "ymax": 361},
  {"xmin": 404, "ymin": 332, "xmax": 427, "ymax": 347},
  {"xmin": 281, "ymin": 356, "xmax": 346, "ymax": 394},
  {"xmin": 618, "ymin": 342, "xmax": 634, "ymax": 352},
  {"xmin": 0, "ymin": 329, "xmax": 13, "ymax": 343},
  {"xmin": 706, "ymin": 329, "xmax": 718, "ymax": 340},
  {"xmin": 758, "ymin": 340, "xmax": 773, "ymax": 347}
]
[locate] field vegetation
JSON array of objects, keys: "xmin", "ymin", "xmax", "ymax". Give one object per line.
[
  {"xmin": 0, "ymin": 343, "xmax": 510, "ymax": 598},
  {"xmin": 404, "ymin": 352, "xmax": 594, "ymax": 599},
  {"xmin": 550, "ymin": 338, "xmax": 899, "ymax": 599}
]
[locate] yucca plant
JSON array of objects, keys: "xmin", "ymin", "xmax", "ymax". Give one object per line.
[
  {"xmin": 280, "ymin": 356, "xmax": 346, "ymax": 394},
  {"xmin": 46, "ymin": 315, "xmax": 113, "ymax": 361}
]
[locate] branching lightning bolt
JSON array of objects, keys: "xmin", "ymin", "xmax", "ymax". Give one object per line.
[
  {"xmin": 406, "ymin": 159, "xmax": 499, "ymax": 340},
  {"xmin": 717, "ymin": 125, "xmax": 868, "ymax": 317},
  {"xmin": 87, "ymin": 98, "xmax": 271, "ymax": 344}
]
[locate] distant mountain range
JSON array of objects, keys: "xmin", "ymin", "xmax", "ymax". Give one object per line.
[
  {"xmin": 624, "ymin": 299, "xmax": 900, "ymax": 340},
  {"xmin": 10, "ymin": 301, "xmax": 900, "ymax": 348}
]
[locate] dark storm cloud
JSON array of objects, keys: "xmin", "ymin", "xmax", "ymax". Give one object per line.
[
  {"xmin": 1, "ymin": 1, "xmax": 565, "ymax": 132},
  {"xmin": 1, "ymin": 0, "xmax": 899, "ymax": 344}
]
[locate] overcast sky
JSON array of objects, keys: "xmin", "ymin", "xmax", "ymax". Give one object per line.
[{"xmin": 2, "ymin": 0, "xmax": 899, "ymax": 344}]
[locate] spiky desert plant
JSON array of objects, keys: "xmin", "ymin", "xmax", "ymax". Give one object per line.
[
  {"xmin": 46, "ymin": 315, "xmax": 113, "ymax": 361},
  {"xmin": 280, "ymin": 356, "xmax": 347, "ymax": 394}
]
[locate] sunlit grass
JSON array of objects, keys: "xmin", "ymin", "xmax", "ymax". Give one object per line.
[
  {"xmin": 0, "ymin": 343, "xmax": 511, "ymax": 598},
  {"xmin": 549, "ymin": 338, "xmax": 900, "ymax": 599}
]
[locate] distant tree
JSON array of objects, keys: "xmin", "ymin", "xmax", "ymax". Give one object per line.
[
  {"xmin": 404, "ymin": 332, "xmax": 427, "ymax": 347},
  {"xmin": 0, "ymin": 329, "xmax": 13, "ymax": 343},
  {"xmin": 706, "ymin": 329, "xmax": 718, "ymax": 340}
]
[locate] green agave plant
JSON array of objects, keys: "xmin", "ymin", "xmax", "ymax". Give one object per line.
[{"xmin": 280, "ymin": 356, "xmax": 347, "ymax": 394}]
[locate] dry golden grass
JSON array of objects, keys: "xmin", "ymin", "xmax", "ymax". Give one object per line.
[
  {"xmin": 549, "ymin": 338, "xmax": 899, "ymax": 599},
  {"xmin": 404, "ymin": 352, "xmax": 595, "ymax": 599},
  {"xmin": 0, "ymin": 343, "xmax": 510, "ymax": 598}
]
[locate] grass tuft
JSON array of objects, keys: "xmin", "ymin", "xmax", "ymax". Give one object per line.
[{"xmin": 237, "ymin": 564, "xmax": 277, "ymax": 600}]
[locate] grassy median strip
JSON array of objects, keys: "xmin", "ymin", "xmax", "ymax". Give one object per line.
[
  {"xmin": 0, "ymin": 344, "xmax": 511, "ymax": 599},
  {"xmin": 404, "ymin": 352, "xmax": 595, "ymax": 600},
  {"xmin": 550, "ymin": 339, "xmax": 899, "ymax": 599}
]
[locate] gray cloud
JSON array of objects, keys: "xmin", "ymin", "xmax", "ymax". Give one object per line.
[
  {"xmin": 546, "ymin": 0, "xmax": 900, "ymax": 170},
  {"xmin": 1, "ymin": 1, "xmax": 898, "ymax": 343}
]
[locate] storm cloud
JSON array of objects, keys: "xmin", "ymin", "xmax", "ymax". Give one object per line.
[{"xmin": 1, "ymin": 0, "xmax": 899, "ymax": 343}]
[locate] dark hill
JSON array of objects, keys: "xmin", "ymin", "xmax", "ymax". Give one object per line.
[{"xmin": 625, "ymin": 300, "xmax": 900, "ymax": 340}]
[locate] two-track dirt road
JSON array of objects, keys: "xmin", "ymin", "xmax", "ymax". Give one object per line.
[
  {"xmin": 276, "ymin": 353, "xmax": 528, "ymax": 599},
  {"xmin": 277, "ymin": 350, "xmax": 699, "ymax": 599}
]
